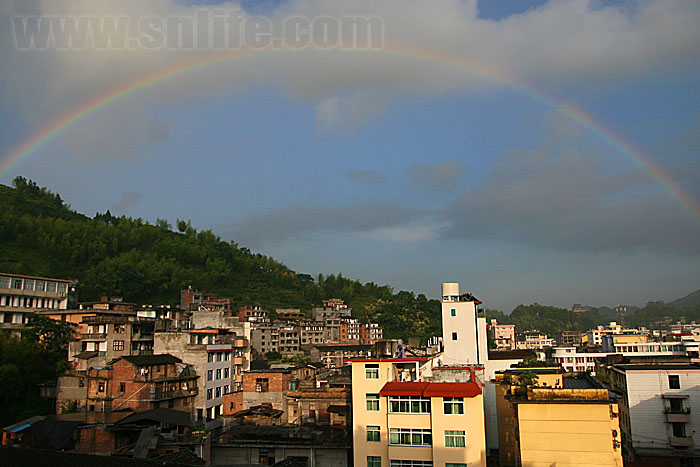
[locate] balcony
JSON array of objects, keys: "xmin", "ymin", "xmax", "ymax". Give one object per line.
[
  {"xmin": 670, "ymin": 436, "xmax": 693, "ymax": 447},
  {"xmin": 81, "ymin": 332, "xmax": 107, "ymax": 340},
  {"xmin": 665, "ymin": 407, "xmax": 691, "ymax": 423}
]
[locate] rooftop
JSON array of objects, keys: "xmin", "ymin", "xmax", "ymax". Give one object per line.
[{"xmin": 115, "ymin": 354, "xmax": 182, "ymax": 366}]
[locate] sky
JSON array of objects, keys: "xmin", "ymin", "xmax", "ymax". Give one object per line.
[{"xmin": 1, "ymin": 0, "xmax": 699, "ymax": 312}]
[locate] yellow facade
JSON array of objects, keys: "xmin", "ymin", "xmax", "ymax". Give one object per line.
[
  {"xmin": 496, "ymin": 370, "xmax": 623, "ymax": 467},
  {"xmin": 351, "ymin": 359, "xmax": 487, "ymax": 467}
]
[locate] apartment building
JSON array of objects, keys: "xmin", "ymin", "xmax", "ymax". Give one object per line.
[
  {"xmin": 494, "ymin": 367, "xmax": 623, "ymax": 467},
  {"xmin": 276, "ymin": 309, "xmax": 305, "ymax": 321},
  {"xmin": 238, "ymin": 305, "xmax": 270, "ymax": 324},
  {"xmin": 278, "ymin": 324, "xmax": 301, "ymax": 354},
  {"xmin": 0, "ymin": 273, "xmax": 75, "ymax": 331},
  {"xmin": 251, "ymin": 324, "xmax": 281, "ymax": 354},
  {"xmin": 491, "ymin": 320, "xmax": 515, "ymax": 350},
  {"xmin": 361, "ymin": 322, "xmax": 384, "ymax": 345},
  {"xmin": 515, "ymin": 332, "xmax": 554, "ymax": 350},
  {"xmin": 85, "ymin": 354, "xmax": 198, "ymax": 413},
  {"xmin": 350, "ymin": 358, "xmax": 486, "ymax": 467},
  {"xmin": 180, "ymin": 286, "xmax": 230, "ymax": 312},
  {"xmin": 153, "ymin": 329, "xmax": 250, "ymax": 423},
  {"xmin": 300, "ymin": 320, "xmax": 326, "ymax": 346},
  {"xmin": 583, "ymin": 322, "xmax": 644, "ymax": 347},
  {"xmin": 340, "ymin": 317, "xmax": 361, "ymax": 343},
  {"xmin": 597, "ymin": 358, "xmax": 700, "ymax": 463}
]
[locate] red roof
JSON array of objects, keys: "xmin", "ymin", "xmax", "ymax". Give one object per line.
[
  {"xmin": 423, "ymin": 382, "xmax": 482, "ymax": 398},
  {"xmin": 379, "ymin": 381, "xmax": 481, "ymax": 398},
  {"xmin": 380, "ymin": 382, "xmax": 429, "ymax": 396},
  {"xmin": 345, "ymin": 358, "xmax": 431, "ymax": 362}
]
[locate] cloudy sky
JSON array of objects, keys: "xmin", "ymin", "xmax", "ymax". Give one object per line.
[{"xmin": 1, "ymin": 0, "xmax": 699, "ymax": 312}]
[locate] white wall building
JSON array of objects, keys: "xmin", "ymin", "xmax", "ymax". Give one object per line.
[{"xmin": 440, "ymin": 282, "xmax": 487, "ymax": 366}]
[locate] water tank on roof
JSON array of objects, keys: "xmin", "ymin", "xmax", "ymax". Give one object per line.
[{"xmin": 442, "ymin": 282, "xmax": 460, "ymax": 299}]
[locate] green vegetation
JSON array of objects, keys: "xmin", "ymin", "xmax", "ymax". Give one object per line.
[
  {"xmin": 0, "ymin": 317, "xmax": 75, "ymax": 426},
  {"xmin": 0, "ymin": 178, "xmax": 436, "ymax": 341}
]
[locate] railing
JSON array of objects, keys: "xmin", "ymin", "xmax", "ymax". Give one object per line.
[
  {"xmin": 664, "ymin": 407, "xmax": 691, "ymax": 414},
  {"xmin": 81, "ymin": 332, "xmax": 107, "ymax": 339}
]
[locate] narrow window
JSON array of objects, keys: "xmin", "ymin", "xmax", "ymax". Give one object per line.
[
  {"xmin": 669, "ymin": 375, "xmax": 680, "ymax": 389},
  {"xmin": 366, "ymin": 394, "xmax": 380, "ymax": 411},
  {"xmin": 452, "ymin": 332, "xmax": 458, "ymax": 341},
  {"xmin": 450, "ymin": 308, "xmax": 456, "ymax": 317},
  {"xmin": 367, "ymin": 425, "xmax": 380, "ymax": 442},
  {"xmin": 365, "ymin": 364, "xmax": 380, "ymax": 379}
]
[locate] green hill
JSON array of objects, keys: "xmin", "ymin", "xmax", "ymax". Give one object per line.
[
  {"xmin": 0, "ymin": 177, "xmax": 441, "ymax": 341},
  {"xmin": 669, "ymin": 289, "xmax": 700, "ymax": 309}
]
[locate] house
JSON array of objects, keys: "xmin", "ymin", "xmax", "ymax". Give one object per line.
[
  {"xmin": 494, "ymin": 367, "xmax": 623, "ymax": 467},
  {"xmin": 85, "ymin": 354, "xmax": 198, "ymax": 413}
]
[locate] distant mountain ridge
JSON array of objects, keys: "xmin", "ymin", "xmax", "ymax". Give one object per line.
[{"xmin": 669, "ymin": 289, "xmax": 700, "ymax": 309}]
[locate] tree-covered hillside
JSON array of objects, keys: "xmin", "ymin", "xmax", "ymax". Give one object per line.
[{"xmin": 0, "ymin": 177, "xmax": 442, "ymax": 341}]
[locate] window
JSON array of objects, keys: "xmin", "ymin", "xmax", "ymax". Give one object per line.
[
  {"xmin": 389, "ymin": 428, "xmax": 432, "ymax": 446},
  {"xmin": 367, "ymin": 426, "xmax": 380, "ymax": 442},
  {"xmin": 113, "ymin": 340, "xmax": 124, "ymax": 351},
  {"xmin": 207, "ymin": 389, "xmax": 213, "ymax": 400},
  {"xmin": 46, "ymin": 281, "xmax": 56, "ymax": 292},
  {"xmin": 119, "ymin": 382, "xmax": 126, "ymax": 392},
  {"xmin": 12, "ymin": 279, "xmax": 22, "ymax": 289},
  {"xmin": 216, "ymin": 368, "xmax": 222, "ymax": 380},
  {"xmin": 256, "ymin": 378, "xmax": 269, "ymax": 392},
  {"xmin": 669, "ymin": 375, "xmax": 680, "ymax": 389},
  {"xmin": 57, "ymin": 283, "xmax": 66, "ymax": 294},
  {"xmin": 98, "ymin": 382, "xmax": 105, "ymax": 393},
  {"xmin": 224, "ymin": 384, "xmax": 229, "ymax": 394},
  {"xmin": 207, "ymin": 370, "xmax": 213, "ymax": 381},
  {"xmin": 450, "ymin": 308, "xmax": 456, "ymax": 317},
  {"xmin": 389, "ymin": 461, "xmax": 432, "ymax": 467},
  {"xmin": 452, "ymin": 332, "xmax": 458, "ymax": 341},
  {"xmin": 224, "ymin": 367, "xmax": 230, "ymax": 379},
  {"xmin": 446, "ymin": 464, "xmax": 466, "ymax": 467},
  {"xmin": 23, "ymin": 279, "xmax": 34, "ymax": 290},
  {"xmin": 444, "ymin": 430, "xmax": 466, "ymax": 447},
  {"xmin": 114, "ymin": 324, "xmax": 125, "ymax": 333},
  {"xmin": 388, "ymin": 396, "xmax": 431, "ymax": 414},
  {"xmin": 208, "ymin": 353, "xmax": 214, "ymax": 363},
  {"xmin": 367, "ymin": 457, "xmax": 381, "ymax": 467},
  {"xmin": 216, "ymin": 386, "xmax": 221, "ymax": 398},
  {"xmin": 366, "ymin": 394, "xmax": 380, "ymax": 411},
  {"xmin": 443, "ymin": 397, "xmax": 464, "ymax": 415},
  {"xmin": 366, "ymin": 364, "xmax": 379, "ymax": 379}
]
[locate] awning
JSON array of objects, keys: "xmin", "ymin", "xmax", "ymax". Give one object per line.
[
  {"xmin": 662, "ymin": 394, "xmax": 689, "ymax": 399},
  {"xmin": 379, "ymin": 382, "xmax": 429, "ymax": 396},
  {"xmin": 423, "ymin": 382, "xmax": 482, "ymax": 398}
]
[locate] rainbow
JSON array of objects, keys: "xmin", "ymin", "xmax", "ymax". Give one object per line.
[{"xmin": 3, "ymin": 45, "xmax": 699, "ymax": 226}]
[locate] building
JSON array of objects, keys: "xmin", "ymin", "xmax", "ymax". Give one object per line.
[
  {"xmin": 514, "ymin": 331, "xmax": 554, "ymax": 350},
  {"xmin": 300, "ymin": 320, "xmax": 326, "ymax": 346},
  {"xmin": 556, "ymin": 330, "xmax": 583, "ymax": 346},
  {"xmin": 180, "ymin": 286, "xmax": 230, "ymax": 311},
  {"xmin": 223, "ymin": 368, "xmax": 295, "ymax": 416},
  {"xmin": 153, "ymin": 329, "xmax": 250, "ymax": 424},
  {"xmin": 551, "ymin": 347, "xmax": 610, "ymax": 375},
  {"xmin": 0, "ymin": 272, "xmax": 76, "ymax": 332},
  {"xmin": 286, "ymin": 383, "xmax": 352, "ymax": 426},
  {"xmin": 310, "ymin": 343, "xmax": 374, "ymax": 369},
  {"xmin": 583, "ymin": 322, "xmax": 644, "ymax": 347},
  {"xmin": 350, "ymin": 282, "xmax": 488, "ymax": 467},
  {"xmin": 85, "ymin": 354, "xmax": 198, "ymax": 413},
  {"xmin": 238, "ymin": 305, "xmax": 271, "ymax": 324},
  {"xmin": 350, "ymin": 357, "xmax": 486, "ymax": 467},
  {"xmin": 360, "ymin": 322, "xmax": 384, "ymax": 345},
  {"xmin": 494, "ymin": 367, "xmax": 623, "ymax": 467},
  {"xmin": 340, "ymin": 317, "xmax": 361, "ymax": 343},
  {"xmin": 441, "ymin": 282, "xmax": 487, "ymax": 365},
  {"xmin": 491, "ymin": 320, "xmax": 516, "ymax": 350},
  {"xmin": 277, "ymin": 323, "xmax": 301, "ymax": 354},
  {"xmin": 596, "ymin": 358, "xmax": 700, "ymax": 463},
  {"xmin": 276, "ymin": 309, "xmax": 305, "ymax": 321},
  {"xmin": 251, "ymin": 324, "xmax": 281, "ymax": 354}
]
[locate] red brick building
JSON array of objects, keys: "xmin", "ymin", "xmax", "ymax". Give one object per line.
[{"xmin": 86, "ymin": 354, "xmax": 198, "ymax": 413}]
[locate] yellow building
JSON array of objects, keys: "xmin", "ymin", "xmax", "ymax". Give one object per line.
[
  {"xmin": 495, "ymin": 368, "xmax": 623, "ymax": 467},
  {"xmin": 351, "ymin": 357, "xmax": 487, "ymax": 467}
]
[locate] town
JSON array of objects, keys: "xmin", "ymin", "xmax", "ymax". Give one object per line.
[{"xmin": 1, "ymin": 272, "xmax": 698, "ymax": 466}]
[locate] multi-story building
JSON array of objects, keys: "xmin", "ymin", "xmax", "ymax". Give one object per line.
[
  {"xmin": 494, "ymin": 367, "xmax": 623, "ymax": 467},
  {"xmin": 85, "ymin": 354, "xmax": 198, "ymax": 413},
  {"xmin": 551, "ymin": 347, "xmax": 610, "ymax": 375},
  {"xmin": 491, "ymin": 320, "xmax": 516, "ymax": 350},
  {"xmin": 340, "ymin": 317, "xmax": 361, "ymax": 343},
  {"xmin": 180, "ymin": 286, "xmax": 230, "ymax": 312},
  {"xmin": 237, "ymin": 305, "xmax": 270, "ymax": 324},
  {"xmin": 223, "ymin": 368, "xmax": 295, "ymax": 416},
  {"xmin": 300, "ymin": 320, "xmax": 326, "ymax": 346},
  {"xmin": 515, "ymin": 331, "xmax": 554, "ymax": 350},
  {"xmin": 67, "ymin": 313, "xmax": 154, "ymax": 368},
  {"xmin": 596, "ymin": 358, "xmax": 700, "ymax": 463},
  {"xmin": 277, "ymin": 324, "xmax": 301, "ymax": 354},
  {"xmin": 350, "ymin": 357, "xmax": 486, "ymax": 467},
  {"xmin": 153, "ymin": 329, "xmax": 250, "ymax": 424},
  {"xmin": 582, "ymin": 322, "xmax": 643, "ymax": 347},
  {"xmin": 360, "ymin": 322, "xmax": 384, "ymax": 345},
  {"xmin": 276, "ymin": 309, "xmax": 305, "ymax": 321},
  {"xmin": 0, "ymin": 273, "xmax": 76, "ymax": 331},
  {"xmin": 350, "ymin": 282, "xmax": 488, "ymax": 467},
  {"xmin": 556, "ymin": 330, "xmax": 583, "ymax": 346},
  {"xmin": 251, "ymin": 324, "xmax": 280, "ymax": 354},
  {"xmin": 286, "ymin": 384, "xmax": 352, "ymax": 426}
]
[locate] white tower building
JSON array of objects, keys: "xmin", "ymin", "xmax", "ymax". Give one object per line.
[{"xmin": 441, "ymin": 282, "xmax": 487, "ymax": 365}]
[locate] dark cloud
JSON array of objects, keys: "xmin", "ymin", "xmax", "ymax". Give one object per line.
[
  {"xmin": 406, "ymin": 160, "xmax": 467, "ymax": 193},
  {"xmin": 441, "ymin": 147, "xmax": 700, "ymax": 255},
  {"xmin": 225, "ymin": 203, "xmax": 424, "ymax": 247}
]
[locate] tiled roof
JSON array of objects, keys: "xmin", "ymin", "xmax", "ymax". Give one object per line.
[
  {"xmin": 116, "ymin": 354, "xmax": 182, "ymax": 366},
  {"xmin": 379, "ymin": 381, "xmax": 482, "ymax": 398}
]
